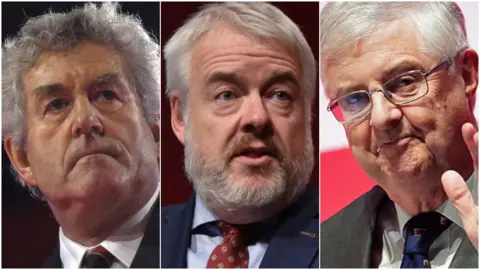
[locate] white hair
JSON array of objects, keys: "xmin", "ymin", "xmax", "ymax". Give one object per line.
[
  {"xmin": 320, "ymin": 2, "xmax": 469, "ymax": 84},
  {"xmin": 2, "ymin": 2, "xmax": 160, "ymax": 149},
  {"xmin": 163, "ymin": 2, "xmax": 317, "ymax": 108},
  {"xmin": 2, "ymin": 2, "xmax": 159, "ymax": 199}
]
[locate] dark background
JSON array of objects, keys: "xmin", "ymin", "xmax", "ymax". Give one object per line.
[
  {"xmin": 161, "ymin": 2, "xmax": 319, "ymax": 206},
  {"xmin": 1, "ymin": 2, "xmax": 159, "ymax": 267}
]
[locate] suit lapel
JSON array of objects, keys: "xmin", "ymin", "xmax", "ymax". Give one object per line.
[
  {"xmin": 320, "ymin": 186, "xmax": 387, "ymax": 268},
  {"xmin": 260, "ymin": 186, "xmax": 319, "ymax": 268},
  {"xmin": 42, "ymin": 246, "xmax": 62, "ymax": 268},
  {"xmin": 161, "ymin": 194, "xmax": 196, "ymax": 268},
  {"xmin": 131, "ymin": 198, "xmax": 160, "ymax": 268},
  {"xmin": 449, "ymin": 230, "xmax": 478, "ymax": 268}
]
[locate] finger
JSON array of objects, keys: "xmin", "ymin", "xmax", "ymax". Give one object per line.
[
  {"xmin": 442, "ymin": 170, "xmax": 478, "ymax": 250},
  {"xmin": 462, "ymin": 122, "xmax": 478, "ymax": 172}
]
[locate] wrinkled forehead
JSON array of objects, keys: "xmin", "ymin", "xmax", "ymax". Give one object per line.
[
  {"xmin": 321, "ymin": 19, "xmax": 437, "ymax": 99},
  {"xmin": 191, "ymin": 23, "xmax": 298, "ymax": 62},
  {"xmin": 189, "ymin": 23, "xmax": 302, "ymax": 85}
]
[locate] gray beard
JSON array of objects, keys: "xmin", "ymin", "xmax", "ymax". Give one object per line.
[{"xmin": 183, "ymin": 125, "xmax": 314, "ymax": 221}]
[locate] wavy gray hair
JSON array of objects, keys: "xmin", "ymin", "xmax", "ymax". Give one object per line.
[
  {"xmin": 163, "ymin": 2, "xmax": 317, "ymax": 113},
  {"xmin": 2, "ymin": 2, "xmax": 160, "ymax": 199},
  {"xmin": 320, "ymin": 2, "xmax": 469, "ymax": 86}
]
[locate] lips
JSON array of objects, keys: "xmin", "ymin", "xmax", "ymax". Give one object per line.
[
  {"xmin": 67, "ymin": 144, "xmax": 120, "ymax": 171},
  {"xmin": 376, "ymin": 136, "xmax": 415, "ymax": 154},
  {"xmin": 238, "ymin": 147, "xmax": 273, "ymax": 158}
]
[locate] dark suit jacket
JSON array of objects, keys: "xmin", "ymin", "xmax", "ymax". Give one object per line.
[
  {"xmin": 162, "ymin": 185, "xmax": 319, "ymax": 268},
  {"xmin": 42, "ymin": 199, "xmax": 160, "ymax": 268},
  {"xmin": 321, "ymin": 186, "xmax": 478, "ymax": 268}
]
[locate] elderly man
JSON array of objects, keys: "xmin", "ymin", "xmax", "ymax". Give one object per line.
[
  {"xmin": 2, "ymin": 2, "xmax": 160, "ymax": 268},
  {"xmin": 161, "ymin": 2, "xmax": 319, "ymax": 268},
  {"xmin": 320, "ymin": 2, "xmax": 478, "ymax": 268}
]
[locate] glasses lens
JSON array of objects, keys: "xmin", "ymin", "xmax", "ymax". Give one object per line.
[
  {"xmin": 383, "ymin": 70, "xmax": 427, "ymax": 104},
  {"xmin": 330, "ymin": 91, "xmax": 371, "ymax": 122}
]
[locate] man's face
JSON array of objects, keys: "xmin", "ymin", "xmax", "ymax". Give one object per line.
[
  {"xmin": 17, "ymin": 41, "xmax": 158, "ymax": 208},
  {"xmin": 324, "ymin": 20, "xmax": 475, "ymax": 190},
  {"xmin": 176, "ymin": 25, "xmax": 313, "ymax": 220}
]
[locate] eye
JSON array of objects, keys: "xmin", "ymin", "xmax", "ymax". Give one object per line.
[
  {"xmin": 215, "ymin": 91, "xmax": 237, "ymax": 101},
  {"xmin": 396, "ymin": 75, "xmax": 416, "ymax": 87},
  {"xmin": 339, "ymin": 92, "xmax": 369, "ymax": 112},
  {"xmin": 271, "ymin": 91, "xmax": 292, "ymax": 101},
  {"xmin": 96, "ymin": 90, "xmax": 118, "ymax": 101},
  {"xmin": 346, "ymin": 92, "xmax": 366, "ymax": 104},
  {"xmin": 46, "ymin": 99, "xmax": 71, "ymax": 113}
]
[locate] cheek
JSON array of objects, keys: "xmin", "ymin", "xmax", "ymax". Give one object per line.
[
  {"xmin": 188, "ymin": 111, "xmax": 230, "ymax": 157},
  {"xmin": 279, "ymin": 118, "xmax": 307, "ymax": 154},
  {"xmin": 345, "ymin": 122, "xmax": 371, "ymax": 150}
]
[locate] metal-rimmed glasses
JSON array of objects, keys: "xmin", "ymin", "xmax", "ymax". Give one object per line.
[{"xmin": 327, "ymin": 60, "xmax": 452, "ymax": 123}]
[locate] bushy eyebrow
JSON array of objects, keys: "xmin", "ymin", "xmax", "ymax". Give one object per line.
[
  {"xmin": 90, "ymin": 73, "xmax": 125, "ymax": 89},
  {"xmin": 206, "ymin": 72, "xmax": 243, "ymax": 87},
  {"xmin": 206, "ymin": 71, "xmax": 298, "ymax": 90},
  {"xmin": 32, "ymin": 84, "xmax": 65, "ymax": 102},
  {"xmin": 334, "ymin": 60, "xmax": 424, "ymax": 98},
  {"xmin": 32, "ymin": 73, "xmax": 125, "ymax": 101},
  {"xmin": 262, "ymin": 72, "xmax": 299, "ymax": 90}
]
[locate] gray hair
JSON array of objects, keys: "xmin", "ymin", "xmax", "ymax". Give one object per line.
[
  {"xmin": 2, "ymin": 2, "xmax": 160, "ymax": 199},
  {"xmin": 163, "ymin": 2, "xmax": 317, "ymax": 110},
  {"xmin": 320, "ymin": 2, "xmax": 469, "ymax": 84}
]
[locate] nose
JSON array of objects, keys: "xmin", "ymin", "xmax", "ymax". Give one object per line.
[
  {"xmin": 369, "ymin": 92, "xmax": 402, "ymax": 130},
  {"xmin": 240, "ymin": 94, "xmax": 273, "ymax": 135},
  {"xmin": 71, "ymin": 97, "xmax": 104, "ymax": 137}
]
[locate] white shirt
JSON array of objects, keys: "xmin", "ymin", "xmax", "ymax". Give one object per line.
[
  {"xmin": 187, "ymin": 195, "xmax": 269, "ymax": 268},
  {"xmin": 59, "ymin": 184, "xmax": 159, "ymax": 268},
  {"xmin": 378, "ymin": 174, "xmax": 476, "ymax": 268}
]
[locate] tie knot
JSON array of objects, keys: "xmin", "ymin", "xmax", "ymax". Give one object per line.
[
  {"xmin": 80, "ymin": 245, "xmax": 115, "ymax": 268},
  {"xmin": 404, "ymin": 212, "xmax": 451, "ymax": 237},
  {"xmin": 217, "ymin": 221, "xmax": 247, "ymax": 237}
]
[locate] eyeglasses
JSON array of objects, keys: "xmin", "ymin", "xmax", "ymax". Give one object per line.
[{"xmin": 327, "ymin": 60, "xmax": 451, "ymax": 123}]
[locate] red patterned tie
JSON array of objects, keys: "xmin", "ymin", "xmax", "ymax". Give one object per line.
[{"xmin": 206, "ymin": 221, "xmax": 249, "ymax": 268}]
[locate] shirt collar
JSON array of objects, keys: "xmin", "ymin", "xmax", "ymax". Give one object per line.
[
  {"xmin": 192, "ymin": 194, "xmax": 219, "ymax": 231},
  {"xmin": 191, "ymin": 194, "xmax": 282, "ymax": 232},
  {"xmin": 60, "ymin": 183, "xmax": 160, "ymax": 268},
  {"xmin": 395, "ymin": 173, "xmax": 476, "ymax": 234}
]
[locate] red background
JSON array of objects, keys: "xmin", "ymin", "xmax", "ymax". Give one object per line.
[{"xmin": 320, "ymin": 148, "xmax": 375, "ymax": 221}]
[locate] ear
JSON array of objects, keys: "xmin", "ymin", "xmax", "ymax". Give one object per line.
[
  {"xmin": 170, "ymin": 91, "xmax": 186, "ymax": 145},
  {"xmin": 4, "ymin": 134, "xmax": 37, "ymax": 186},
  {"xmin": 150, "ymin": 115, "xmax": 160, "ymax": 160},
  {"xmin": 459, "ymin": 49, "xmax": 478, "ymax": 111}
]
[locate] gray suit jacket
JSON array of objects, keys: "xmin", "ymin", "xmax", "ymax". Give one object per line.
[{"xmin": 320, "ymin": 186, "xmax": 478, "ymax": 268}]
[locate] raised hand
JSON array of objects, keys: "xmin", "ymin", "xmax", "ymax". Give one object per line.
[{"xmin": 441, "ymin": 122, "xmax": 478, "ymax": 250}]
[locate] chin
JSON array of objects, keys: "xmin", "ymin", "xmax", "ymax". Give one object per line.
[{"xmin": 380, "ymin": 148, "xmax": 433, "ymax": 179}]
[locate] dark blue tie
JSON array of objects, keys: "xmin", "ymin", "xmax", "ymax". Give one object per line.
[{"xmin": 400, "ymin": 212, "xmax": 452, "ymax": 268}]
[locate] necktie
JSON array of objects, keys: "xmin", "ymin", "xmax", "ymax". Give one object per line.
[
  {"xmin": 206, "ymin": 221, "xmax": 249, "ymax": 268},
  {"xmin": 400, "ymin": 212, "xmax": 452, "ymax": 268},
  {"xmin": 80, "ymin": 245, "xmax": 115, "ymax": 268}
]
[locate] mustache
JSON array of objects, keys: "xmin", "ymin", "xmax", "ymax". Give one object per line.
[{"xmin": 225, "ymin": 134, "xmax": 282, "ymax": 161}]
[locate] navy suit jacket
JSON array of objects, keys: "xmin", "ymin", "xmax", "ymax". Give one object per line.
[
  {"xmin": 161, "ymin": 185, "xmax": 319, "ymax": 268},
  {"xmin": 321, "ymin": 186, "xmax": 478, "ymax": 268},
  {"xmin": 42, "ymin": 199, "xmax": 160, "ymax": 268}
]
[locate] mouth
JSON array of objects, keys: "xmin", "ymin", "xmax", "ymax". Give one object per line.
[
  {"xmin": 233, "ymin": 147, "xmax": 275, "ymax": 166},
  {"xmin": 69, "ymin": 147, "xmax": 119, "ymax": 171},
  {"xmin": 376, "ymin": 136, "xmax": 414, "ymax": 154},
  {"xmin": 77, "ymin": 152, "xmax": 112, "ymax": 161}
]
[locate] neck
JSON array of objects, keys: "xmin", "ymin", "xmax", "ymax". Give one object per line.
[
  {"xmin": 206, "ymin": 194, "xmax": 289, "ymax": 225},
  {"xmin": 49, "ymin": 179, "xmax": 157, "ymax": 246},
  {"xmin": 381, "ymin": 166, "xmax": 473, "ymax": 216}
]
